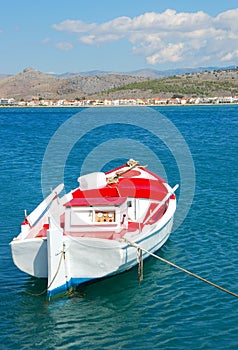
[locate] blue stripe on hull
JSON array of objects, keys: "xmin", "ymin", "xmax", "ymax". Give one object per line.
[
  {"xmin": 47, "ymin": 277, "xmax": 92, "ymax": 299},
  {"xmin": 47, "ymin": 218, "xmax": 173, "ymax": 299}
]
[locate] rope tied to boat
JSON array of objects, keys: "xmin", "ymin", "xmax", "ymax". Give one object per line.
[
  {"xmin": 22, "ymin": 247, "xmax": 65, "ymax": 297},
  {"xmin": 106, "ymin": 159, "xmax": 147, "ymax": 184},
  {"xmin": 47, "ymin": 246, "xmax": 65, "ymax": 291},
  {"xmin": 137, "ymin": 248, "xmax": 143, "ymax": 284},
  {"xmin": 124, "ymin": 238, "xmax": 238, "ymax": 299}
]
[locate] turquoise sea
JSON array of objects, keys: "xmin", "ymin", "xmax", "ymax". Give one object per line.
[{"xmin": 0, "ymin": 105, "xmax": 238, "ymax": 349}]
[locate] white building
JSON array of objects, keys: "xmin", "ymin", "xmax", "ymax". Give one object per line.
[{"xmin": 0, "ymin": 98, "xmax": 16, "ymax": 105}]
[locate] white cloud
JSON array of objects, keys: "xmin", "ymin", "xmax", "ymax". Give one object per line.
[
  {"xmin": 42, "ymin": 37, "xmax": 51, "ymax": 44},
  {"xmin": 147, "ymin": 43, "xmax": 185, "ymax": 65},
  {"xmin": 53, "ymin": 20, "xmax": 96, "ymax": 33},
  {"xmin": 55, "ymin": 42, "xmax": 73, "ymax": 51},
  {"xmin": 221, "ymin": 50, "xmax": 238, "ymax": 62},
  {"xmin": 215, "ymin": 8, "xmax": 238, "ymax": 31},
  {"xmin": 52, "ymin": 8, "xmax": 238, "ymax": 67}
]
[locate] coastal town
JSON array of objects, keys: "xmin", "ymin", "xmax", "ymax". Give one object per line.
[
  {"xmin": 1, "ymin": 66, "xmax": 238, "ymax": 107},
  {"xmin": 1, "ymin": 95, "xmax": 238, "ymax": 107}
]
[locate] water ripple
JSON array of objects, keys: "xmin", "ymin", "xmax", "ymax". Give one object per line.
[{"xmin": 1, "ymin": 106, "xmax": 238, "ymax": 349}]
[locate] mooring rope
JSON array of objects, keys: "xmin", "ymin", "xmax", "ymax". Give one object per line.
[
  {"xmin": 107, "ymin": 161, "xmax": 139, "ymax": 184},
  {"xmin": 47, "ymin": 248, "xmax": 65, "ymax": 290},
  {"xmin": 124, "ymin": 238, "xmax": 238, "ymax": 299},
  {"xmin": 22, "ymin": 248, "xmax": 65, "ymax": 297},
  {"xmin": 137, "ymin": 248, "xmax": 144, "ymax": 284}
]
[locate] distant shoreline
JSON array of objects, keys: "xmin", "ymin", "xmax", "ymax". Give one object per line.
[{"xmin": 1, "ymin": 102, "xmax": 238, "ymax": 108}]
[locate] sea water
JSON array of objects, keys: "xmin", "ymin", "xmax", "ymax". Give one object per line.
[{"xmin": 0, "ymin": 105, "xmax": 237, "ymax": 349}]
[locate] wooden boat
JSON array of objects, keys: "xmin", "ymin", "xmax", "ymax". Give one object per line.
[{"xmin": 10, "ymin": 159, "xmax": 178, "ymax": 298}]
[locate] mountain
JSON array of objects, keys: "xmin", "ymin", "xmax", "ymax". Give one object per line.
[
  {"xmin": 125, "ymin": 67, "xmax": 217, "ymax": 78},
  {"xmin": 102, "ymin": 67, "xmax": 238, "ymax": 99},
  {"xmin": 0, "ymin": 67, "xmax": 147, "ymax": 100},
  {"xmin": 54, "ymin": 70, "xmax": 116, "ymax": 78},
  {"xmin": 0, "ymin": 73, "xmax": 11, "ymax": 81},
  {"xmin": 52, "ymin": 66, "xmax": 237, "ymax": 79},
  {"xmin": 0, "ymin": 66, "xmax": 238, "ymax": 100}
]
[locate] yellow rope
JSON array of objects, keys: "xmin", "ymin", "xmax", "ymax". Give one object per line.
[
  {"xmin": 124, "ymin": 238, "xmax": 238, "ymax": 299},
  {"xmin": 137, "ymin": 248, "xmax": 143, "ymax": 283},
  {"xmin": 23, "ymin": 249, "xmax": 65, "ymax": 297},
  {"xmin": 47, "ymin": 249, "xmax": 65, "ymax": 290},
  {"xmin": 106, "ymin": 159, "xmax": 140, "ymax": 184}
]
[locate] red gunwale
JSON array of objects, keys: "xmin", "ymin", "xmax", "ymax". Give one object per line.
[
  {"xmin": 33, "ymin": 164, "xmax": 173, "ymax": 240},
  {"xmin": 72, "ymin": 177, "xmax": 168, "ymax": 201},
  {"xmin": 64, "ymin": 197, "xmax": 127, "ymax": 207},
  {"xmin": 105, "ymin": 163, "xmax": 166, "ymax": 182}
]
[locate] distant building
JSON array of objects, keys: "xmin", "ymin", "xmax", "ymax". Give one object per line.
[{"xmin": 0, "ymin": 98, "xmax": 16, "ymax": 105}]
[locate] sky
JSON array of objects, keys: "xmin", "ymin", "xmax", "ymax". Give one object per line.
[{"xmin": 1, "ymin": 0, "xmax": 238, "ymax": 74}]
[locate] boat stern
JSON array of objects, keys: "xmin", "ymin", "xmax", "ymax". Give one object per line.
[{"xmin": 10, "ymin": 238, "xmax": 48, "ymax": 278}]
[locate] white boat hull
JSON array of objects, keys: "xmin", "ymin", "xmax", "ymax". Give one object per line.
[
  {"xmin": 11, "ymin": 213, "xmax": 174, "ymax": 296},
  {"xmin": 11, "ymin": 238, "xmax": 48, "ymax": 278},
  {"xmin": 10, "ymin": 161, "xmax": 178, "ymax": 298}
]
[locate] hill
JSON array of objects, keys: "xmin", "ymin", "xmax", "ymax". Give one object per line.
[
  {"xmin": 0, "ymin": 74, "xmax": 11, "ymax": 81},
  {"xmin": 0, "ymin": 67, "xmax": 147, "ymax": 100},
  {"xmin": 52, "ymin": 66, "xmax": 236, "ymax": 79},
  {"xmin": 95, "ymin": 68, "xmax": 238, "ymax": 99},
  {"xmin": 0, "ymin": 67, "xmax": 238, "ymax": 100}
]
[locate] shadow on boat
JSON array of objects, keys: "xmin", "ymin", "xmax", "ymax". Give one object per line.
[{"xmin": 21, "ymin": 239, "xmax": 176, "ymax": 302}]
